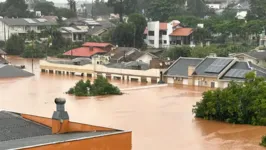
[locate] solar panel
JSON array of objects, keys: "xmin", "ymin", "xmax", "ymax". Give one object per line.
[
  {"xmin": 225, "ymin": 69, "xmax": 250, "ymax": 78},
  {"xmin": 24, "ymin": 19, "xmax": 36, "ymax": 24},
  {"xmin": 205, "ymin": 59, "xmax": 232, "ymax": 73}
]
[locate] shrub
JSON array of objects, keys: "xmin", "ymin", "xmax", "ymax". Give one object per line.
[
  {"xmin": 193, "ymin": 72, "xmax": 266, "ymax": 125},
  {"xmin": 260, "ymin": 135, "xmax": 266, "ymax": 147},
  {"xmin": 67, "ymin": 76, "xmax": 121, "ymax": 97}
]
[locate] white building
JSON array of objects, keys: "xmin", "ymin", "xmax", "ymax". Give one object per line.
[
  {"xmin": 60, "ymin": 26, "xmax": 88, "ymax": 42},
  {"xmin": 206, "ymin": 4, "xmax": 221, "ymax": 10},
  {"xmin": 144, "ymin": 20, "xmax": 194, "ymax": 48},
  {"xmin": 0, "ymin": 18, "xmax": 57, "ymax": 41}
]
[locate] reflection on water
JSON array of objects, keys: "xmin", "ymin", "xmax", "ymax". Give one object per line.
[{"xmin": 1, "ymin": 56, "xmax": 266, "ymax": 150}]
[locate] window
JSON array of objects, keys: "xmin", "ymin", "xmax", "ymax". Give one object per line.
[
  {"xmin": 160, "ymin": 30, "xmax": 167, "ymax": 35},
  {"xmin": 73, "ymin": 34, "xmax": 77, "ymax": 40},
  {"xmin": 164, "ymin": 40, "xmax": 167, "ymax": 44},
  {"xmin": 25, "ymin": 26, "xmax": 30, "ymax": 31},
  {"xmin": 149, "ymin": 40, "xmax": 154, "ymax": 44},
  {"xmin": 78, "ymin": 34, "xmax": 82, "ymax": 40},
  {"xmin": 148, "ymin": 31, "xmax": 154, "ymax": 36}
]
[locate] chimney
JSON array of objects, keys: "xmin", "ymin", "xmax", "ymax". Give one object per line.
[
  {"xmin": 188, "ymin": 66, "xmax": 195, "ymax": 76},
  {"xmin": 52, "ymin": 98, "xmax": 69, "ymax": 134}
]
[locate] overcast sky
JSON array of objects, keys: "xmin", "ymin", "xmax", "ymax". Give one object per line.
[{"xmin": 0, "ymin": 0, "xmax": 94, "ymax": 3}]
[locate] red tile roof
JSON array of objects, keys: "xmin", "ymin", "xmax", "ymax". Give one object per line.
[
  {"xmin": 159, "ymin": 23, "xmax": 168, "ymax": 30},
  {"xmin": 82, "ymin": 42, "xmax": 112, "ymax": 48},
  {"xmin": 170, "ymin": 28, "xmax": 193, "ymax": 36},
  {"xmin": 63, "ymin": 47, "xmax": 106, "ymax": 57}
]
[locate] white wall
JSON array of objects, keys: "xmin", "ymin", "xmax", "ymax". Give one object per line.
[
  {"xmin": 136, "ymin": 54, "xmax": 153, "ymax": 64},
  {"xmin": 147, "ymin": 21, "xmax": 160, "ymax": 48}
]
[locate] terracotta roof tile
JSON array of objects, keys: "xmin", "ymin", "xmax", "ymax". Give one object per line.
[
  {"xmin": 170, "ymin": 28, "xmax": 193, "ymax": 36},
  {"xmin": 63, "ymin": 47, "xmax": 106, "ymax": 57}
]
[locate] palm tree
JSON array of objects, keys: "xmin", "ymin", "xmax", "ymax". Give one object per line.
[{"xmin": 26, "ymin": 30, "xmax": 36, "ymax": 73}]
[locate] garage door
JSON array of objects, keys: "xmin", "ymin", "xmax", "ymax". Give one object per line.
[
  {"xmin": 167, "ymin": 77, "xmax": 174, "ymax": 84},
  {"xmin": 183, "ymin": 79, "xmax": 188, "ymax": 85}
]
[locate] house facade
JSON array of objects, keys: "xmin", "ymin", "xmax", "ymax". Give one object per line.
[
  {"xmin": 144, "ymin": 20, "xmax": 194, "ymax": 48},
  {"xmin": 230, "ymin": 50, "xmax": 266, "ymax": 68},
  {"xmin": 60, "ymin": 26, "xmax": 87, "ymax": 42},
  {"xmin": 0, "ymin": 18, "xmax": 57, "ymax": 41},
  {"xmin": 164, "ymin": 56, "xmax": 266, "ymax": 88}
]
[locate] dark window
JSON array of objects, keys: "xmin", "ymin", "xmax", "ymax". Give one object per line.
[
  {"xmin": 164, "ymin": 40, "xmax": 167, "ymax": 44},
  {"xmin": 149, "ymin": 40, "xmax": 154, "ymax": 44},
  {"xmin": 78, "ymin": 34, "xmax": 82, "ymax": 40},
  {"xmin": 160, "ymin": 30, "xmax": 167, "ymax": 35},
  {"xmin": 73, "ymin": 34, "xmax": 76, "ymax": 40},
  {"xmin": 148, "ymin": 31, "xmax": 154, "ymax": 36}
]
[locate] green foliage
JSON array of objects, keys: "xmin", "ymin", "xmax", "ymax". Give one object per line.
[
  {"xmin": 92, "ymin": 0, "xmax": 113, "ymax": 16},
  {"xmin": 164, "ymin": 44, "xmax": 252, "ymax": 59},
  {"xmin": 128, "ymin": 13, "xmax": 147, "ymax": 48},
  {"xmin": 5, "ymin": 34, "xmax": 25, "ymax": 55},
  {"xmin": 260, "ymin": 135, "xmax": 266, "ymax": 147},
  {"xmin": 193, "ymin": 72, "xmax": 266, "ymax": 126},
  {"xmin": 112, "ymin": 23, "xmax": 135, "ymax": 47},
  {"xmin": 0, "ymin": 0, "xmax": 29, "ymax": 18},
  {"xmin": 107, "ymin": 0, "xmax": 137, "ymax": 22},
  {"xmin": 67, "ymin": 76, "xmax": 122, "ymax": 96},
  {"xmin": 55, "ymin": 8, "xmax": 77, "ymax": 18},
  {"xmin": 34, "ymin": 1, "xmax": 55, "ymax": 16},
  {"xmin": 21, "ymin": 43, "xmax": 45, "ymax": 58},
  {"xmin": 163, "ymin": 46, "xmax": 191, "ymax": 60},
  {"xmin": 87, "ymin": 35, "xmax": 102, "ymax": 42}
]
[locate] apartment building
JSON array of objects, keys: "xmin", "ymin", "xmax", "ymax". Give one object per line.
[
  {"xmin": 144, "ymin": 20, "xmax": 193, "ymax": 48},
  {"xmin": 0, "ymin": 18, "xmax": 57, "ymax": 41}
]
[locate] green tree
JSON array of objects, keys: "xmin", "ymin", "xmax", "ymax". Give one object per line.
[
  {"xmin": 5, "ymin": 34, "xmax": 25, "ymax": 55},
  {"xmin": 34, "ymin": 1, "xmax": 56, "ymax": 16},
  {"xmin": 249, "ymin": 0, "xmax": 266, "ymax": 19},
  {"xmin": 107, "ymin": 0, "xmax": 137, "ymax": 22},
  {"xmin": 163, "ymin": 46, "xmax": 191, "ymax": 60},
  {"xmin": 55, "ymin": 8, "xmax": 77, "ymax": 18},
  {"xmin": 1, "ymin": 0, "xmax": 29, "ymax": 18},
  {"xmin": 128, "ymin": 13, "xmax": 147, "ymax": 48},
  {"xmin": 112, "ymin": 23, "xmax": 135, "ymax": 47}
]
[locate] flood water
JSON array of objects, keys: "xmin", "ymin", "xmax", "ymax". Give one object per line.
[{"xmin": 1, "ymin": 56, "xmax": 266, "ymax": 150}]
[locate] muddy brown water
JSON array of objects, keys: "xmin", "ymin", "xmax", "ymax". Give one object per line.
[{"xmin": 1, "ymin": 56, "xmax": 266, "ymax": 150}]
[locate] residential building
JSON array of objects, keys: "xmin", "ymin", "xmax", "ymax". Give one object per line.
[
  {"xmin": 164, "ymin": 56, "xmax": 266, "ymax": 88},
  {"xmin": 144, "ymin": 20, "xmax": 193, "ymax": 48},
  {"xmin": 230, "ymin": 50, "xmax": 266, "ymax": 67},
  {"xmin": 0, "ymin": 18, "xmax": 57, "ymax": 41},
  {"xmin": 0, "ymin": 98, "xmax": 131, "ymax": 150},
  {"xmin": 63, "ymin": 42, "xmax": 114, "ymax": 57},
  {"xmin": 60, "ymin": 26, "xmax": 87, "ymax": 42},
  {"xmin": 164, "ymin": 57, "xmax": 203, "ymax": 85},
  {"xmin": 107, "ymin": 47, "xmax": 158, "ymax": 64}
]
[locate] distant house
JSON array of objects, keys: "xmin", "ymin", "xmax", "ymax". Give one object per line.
[
  {"xmin": 60, "ymin": 26, "xmax": 87, "ymax": 42},
  {"xmin": 0, "ymin": 98, "xmax": 131, "ymax": 149},
  {"xmin": 107, "ymin": 47, "xmax": 158, "ymax": 64},
  {"xmin": 230, "ymin": 50, "xmax": 266, "ymax": 67},
  {"xmin": 0, "ymin": 18, "xmax": 57, "ymax": 41},
  {"xmin": 144, "ymin": 20, "xmax": 193, "ymax": 48},
  {"xmin": 164, "ymin": 56, "xmax": 266, "ymax": 88},
  {"xmin": 63, "ymin": 42, "xmax": 114, "ymax": 57}
]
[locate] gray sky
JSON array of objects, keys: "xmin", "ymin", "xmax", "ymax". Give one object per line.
[{"xmin": 0, "ymin": 0, "xmax": 93, "ymax": 3}]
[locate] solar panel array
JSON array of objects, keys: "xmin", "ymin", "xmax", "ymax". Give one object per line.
[
  {"xmin": 225, "ymin": 69, "xmax": 250, "ymax": 78},
  {"xmin": 24, "ymin": 18, "xmax": 36, "ymax": 24},
  {"xmin": 205, "ymin": 59, "xmax": 232, "ymax": 73}
]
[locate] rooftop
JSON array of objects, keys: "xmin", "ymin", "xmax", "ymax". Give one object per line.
[
  {"xmin": 193, "ymin": 57, "xmax": 234, "ymax": 77},
  {"xmin": 64, "ymin": 47, "xmax": 106, "ymax": 57},
  {"xmin": 170, "ymin": 28, "xmax": 193, "ymax": 36},
  {"xmin": 0, "ymin": 64, "xmax": 34, "ymax": 78},
  {"xmin": 165, "ymin": 57, "xmax": 203, "ymax": 77},
  {"xmin": 0, "ymin": 111, "xmax": 124, "ymax": 149},
  {"xmin": 0, "ymin": 18, "xmax": 57, "ymax": 26}
]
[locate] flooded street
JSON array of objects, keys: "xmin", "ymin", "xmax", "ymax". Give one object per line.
[{"xmin": 1, "ymin": 56, "xmax": 266, "ymax": 150}]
